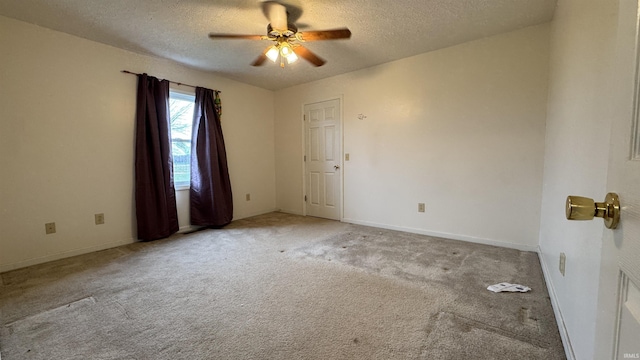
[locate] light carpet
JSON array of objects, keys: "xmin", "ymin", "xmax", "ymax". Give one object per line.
[{"xmin": 0, "ymin": 212, "xmax": 565, "ymax": 359}]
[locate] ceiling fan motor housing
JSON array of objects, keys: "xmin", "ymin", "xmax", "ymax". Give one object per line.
[{"xmin": 267, "ymin": 23, "xmax": 298, "ymax": 38}]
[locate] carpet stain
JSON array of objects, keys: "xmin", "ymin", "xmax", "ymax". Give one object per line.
[{"xmin": 293, "ymin": 229, "xmax": 495, "ymax": 288}]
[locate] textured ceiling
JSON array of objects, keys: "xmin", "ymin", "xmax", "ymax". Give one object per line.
[{"xmin": 0, "ymin": 0, "xmax": 557, "ymax": 90}]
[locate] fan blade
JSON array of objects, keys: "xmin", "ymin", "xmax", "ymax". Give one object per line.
[
  {"xmin": 297, "ymin": 28, "xmax": 351, "ymax": 41},
  {"xmin": 262, "ymin": 1, "xmax": 288, "ymax": 32},
  {"xmin": 252, "ymin": 54, "xmax": 268, "ymax": 66},
  {"xmin": 209, "ymin": 33, "xmax": 267, "ymax": 40},
  {"xmin": 252, "ymin": 46, "xmax": 273, "ymax": 66},
  {"xmin": 293, "ymin": 45, "xmax": 326, "ymax": 67}
]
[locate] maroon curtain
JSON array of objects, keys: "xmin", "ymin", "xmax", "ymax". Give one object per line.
[
  {"xmin": 190, "ymin": 87, "xmax": 233, "ymax": 227},
  {"xmin": 134, "ymin": 74, "xmax": 179, "ymax": 240}
]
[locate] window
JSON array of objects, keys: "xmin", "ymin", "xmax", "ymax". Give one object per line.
[{"xmin": 169, "ymin": 91, "xmax": 195, "ymax": 189}]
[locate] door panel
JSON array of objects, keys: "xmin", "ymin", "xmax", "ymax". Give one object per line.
[
  {"xmin": 304, "ymin": 99, "xmax": 341, "ymax": 220},
  {"xmin": 310, "ymin": 127, "xmax": 320, "ymax": 161},
  {"xmin": 310, "ymin": 108, "xmax": 322, "ymax": 122},
  {"xmin": 310, "ymin": 172, "xmax": 320, "ymax": 206},
  {"xmin": 325, "ymin": 126, "xmax": 335, "ymax": 161},
  {"xmin": 617, "ymin": 276, "xmax": 640, "ymax": 358},
  {"xmin": 325, "ymin": 172, "xmax": 336, "ymax": 208},
  {"xmin": 596, "ymin": 1, "xmax": 640, "ymax": 358}
]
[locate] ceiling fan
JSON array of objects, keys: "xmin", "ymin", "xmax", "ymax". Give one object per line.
[{"xmin": 208, "ymin": 1, "xmax": 351, "ymax": 68}]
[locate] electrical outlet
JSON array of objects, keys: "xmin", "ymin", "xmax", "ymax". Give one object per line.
[
  {"xmin": 559, "ymin": 252, "xmax": 566, "ymax": 276},
  {"xmin": 345, "ymin": 153, "xmax": 350, "ymax": 161},
  {"xmin": 418, "ymin": 203, "xmax": 425, "ymax": 213},
  {"xmin": 246, "ymin": 193, "xmax": 251, "ymax": 201},
  {"xmin": 45, "ymin": 222, "xmax": 56, "ymax": 234},
  {"xmin": 95, "ymin": 213, "xmax": 105, "ymax": 225}
]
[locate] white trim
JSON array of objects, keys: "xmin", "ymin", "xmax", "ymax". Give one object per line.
[
  {"xmin": 301, "ymin": 102, "xmax": 307, "ymax": 216},
  {"xmin": 338, "ymin": 94, "xmax": 345, "ymax": 222},
  {"xmin": 277, "ymin": 208, "xmax": 304, "ymax": 216},
  {"xmin": 630, "ymin": 0, "xmax": 640, "ymax": 160},
  {"xmin": 169, "ymin": 89, "xmax": 196, "ymax": 100},
  {"xmin": 177, "ymin": 225, "xmax": 201, "ymax": 234},
  {"xmin": 0, "ymin": 238, "xmax": 136, "ymax": 273},
  {"xmin": 537, "ymin": 245, "xmax": 575, "ymax": 360},
  {"xmin": 232, "ymin": 208, "xmax": 280, "ymax": 221},
  {"xmin": 613, "ymin": 272, "xmax": 626, "ymax": 360},
  {"xmin": 342, "ymin": 217, "xmax": 538, "ymax": 252}
]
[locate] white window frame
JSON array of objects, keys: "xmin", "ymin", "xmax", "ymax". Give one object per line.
[{"xmin": 169, "ymin": 89, "xmax": 195, "ymax": 190}]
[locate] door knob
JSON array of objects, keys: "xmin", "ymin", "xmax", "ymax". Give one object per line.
[
  {"xmin": 565, "ymin": 193, "xmax": 620, "ymax": 229},
  {"xmin": 334, "ymin": 165, "xmax": 340, "ymax": 170}
]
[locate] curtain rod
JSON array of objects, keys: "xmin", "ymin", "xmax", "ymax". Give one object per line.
[{"xmin": 121, "ymin": 70, "xmax": 220, "ymax": 93}]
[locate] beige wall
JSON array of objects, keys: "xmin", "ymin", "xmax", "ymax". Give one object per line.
[
  {"xmin": 538, "ymin": 0, "xmax": 618, "ymax": 359},
  {"xmin": 275, "ymin": 24, "xmax": 550, "ymax": 250},
  {"xmin": 0, "ymin": 16, "xmax": 276, "ymax": 272}
]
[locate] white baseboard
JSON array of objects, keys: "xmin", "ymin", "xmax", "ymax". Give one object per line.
[
  {"xmin": 178, "ymin": 225, "xmax": 201, "ymax": 234},
  {"xmin": 0, "ymin": 238, "xmax": 136, "ymax": 273},
  {"xmin": 276, "ymin": 208, "xmax": 303, "ymax": 216},
  {"xmin": 537, "ymin": 246, "xmax": 575, "ymax": 360},
  {"xmin": 341, "ymin": 217, "xmax": 539, "ymax": 252},
  {"xmin": 233, "ymin": 208, "xmax": 280, "ymax": 220}
]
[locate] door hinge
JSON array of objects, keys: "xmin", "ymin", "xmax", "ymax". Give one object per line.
[
  {"xmin": 304, "ymin": 155, "xmax": 306, "ymax": 161},
  {"xmin": 303, "ymin": 114, "xmax": 306, "ymax": 121},
  {"xmin": 304, "ymin": 195, "xmax": 307, "ymax": 202}
]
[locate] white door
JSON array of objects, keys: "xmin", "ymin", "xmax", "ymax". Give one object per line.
[
  {"xmin": 594, "ymin": 1, "xmax": 640, "ymax": 358},
  {"xmin": 304, "ymin": 99, "xmax": 342, "ymax": 220}
]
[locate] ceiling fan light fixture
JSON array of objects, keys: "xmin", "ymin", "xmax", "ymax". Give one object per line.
[
  {"xmin": 285, "ymin": 51, "xmax": 298, "ymax": 64},
  {"xmin": 277, "ymin": 42, "xmax": 297, "ymax": 64},
  {"xmin": 266, "ymin": 45, "xmax": 280, "ymax": 62},
  {"xmin": 280, "ymin": 43, "xmax": 293, "ymax": 57}
]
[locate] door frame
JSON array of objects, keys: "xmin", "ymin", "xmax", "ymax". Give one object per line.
[{"xmin": 301, "ymin": 95, "xmax": 344, "ymax": 220}]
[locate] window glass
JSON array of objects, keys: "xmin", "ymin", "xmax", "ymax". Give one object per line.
[{"xmin": 169, "ymin": 91, "xmax": 195, "ymax": 188}]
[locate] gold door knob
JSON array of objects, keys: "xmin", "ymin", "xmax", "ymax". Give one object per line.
[{"xmin": 566, "ymin": 193, "xmax": 620, "ymax": 229}]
